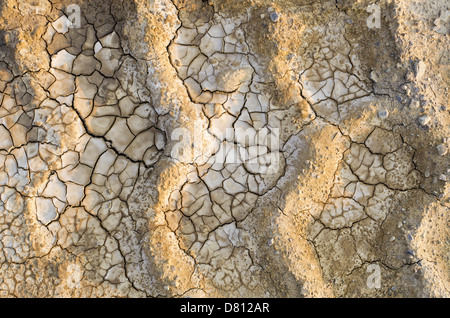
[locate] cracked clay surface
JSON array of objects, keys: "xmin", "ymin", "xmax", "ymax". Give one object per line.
[{"xmin": 0, "ymin": 0, "xmax": 448, "ymax": 297}]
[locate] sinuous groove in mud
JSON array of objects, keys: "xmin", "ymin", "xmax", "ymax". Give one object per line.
[{"xmin": 0, "ymin": 0, "xmax": 448, "ymax": 298}]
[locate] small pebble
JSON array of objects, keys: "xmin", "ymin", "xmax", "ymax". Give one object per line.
[
  {"xmin": 377, "ymin": 108, "xmax": 389, "ymax": 119},
  {"xmin": 410, "ymin": 99, "xmax": 420, "ymax": 109},
  {"xmin": 418, "ymin": 114, "xmax": 431, "ymax": 126},
  {"xmin": 415, "ymin": 60, "xmax": 426, "ymax": 80},
  {"xmin": 270, "ymin": 12, "xmax": 279, "ymax": 22},
  {"xmin": 436, "ymin": 144, "xmax": 447, "ymax": 156},
  {"xmin": 438, "ymin": 174, "xmax": 446, "ymax": 181},
  {"xmin": 370, "ymin": 71, "xmax": 379, "ymax": 83},
  {"xmin": 389, "ymin": 236, "xmax": 396, "ymax": 242}
]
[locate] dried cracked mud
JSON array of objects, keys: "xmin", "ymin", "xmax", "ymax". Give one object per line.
[{"xmin": 0, "ymin": 0, "xmax": 448, "ymax": 297}]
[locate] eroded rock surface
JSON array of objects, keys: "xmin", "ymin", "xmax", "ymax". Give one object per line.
[{"xmin": 0, "ymin": 0, "xmax": 448, "ymax": 297}]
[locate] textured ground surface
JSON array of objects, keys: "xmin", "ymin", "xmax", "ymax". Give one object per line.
[{"xmin": 0, "ymin": 0, "xmax": 448, "ymax": 297}]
